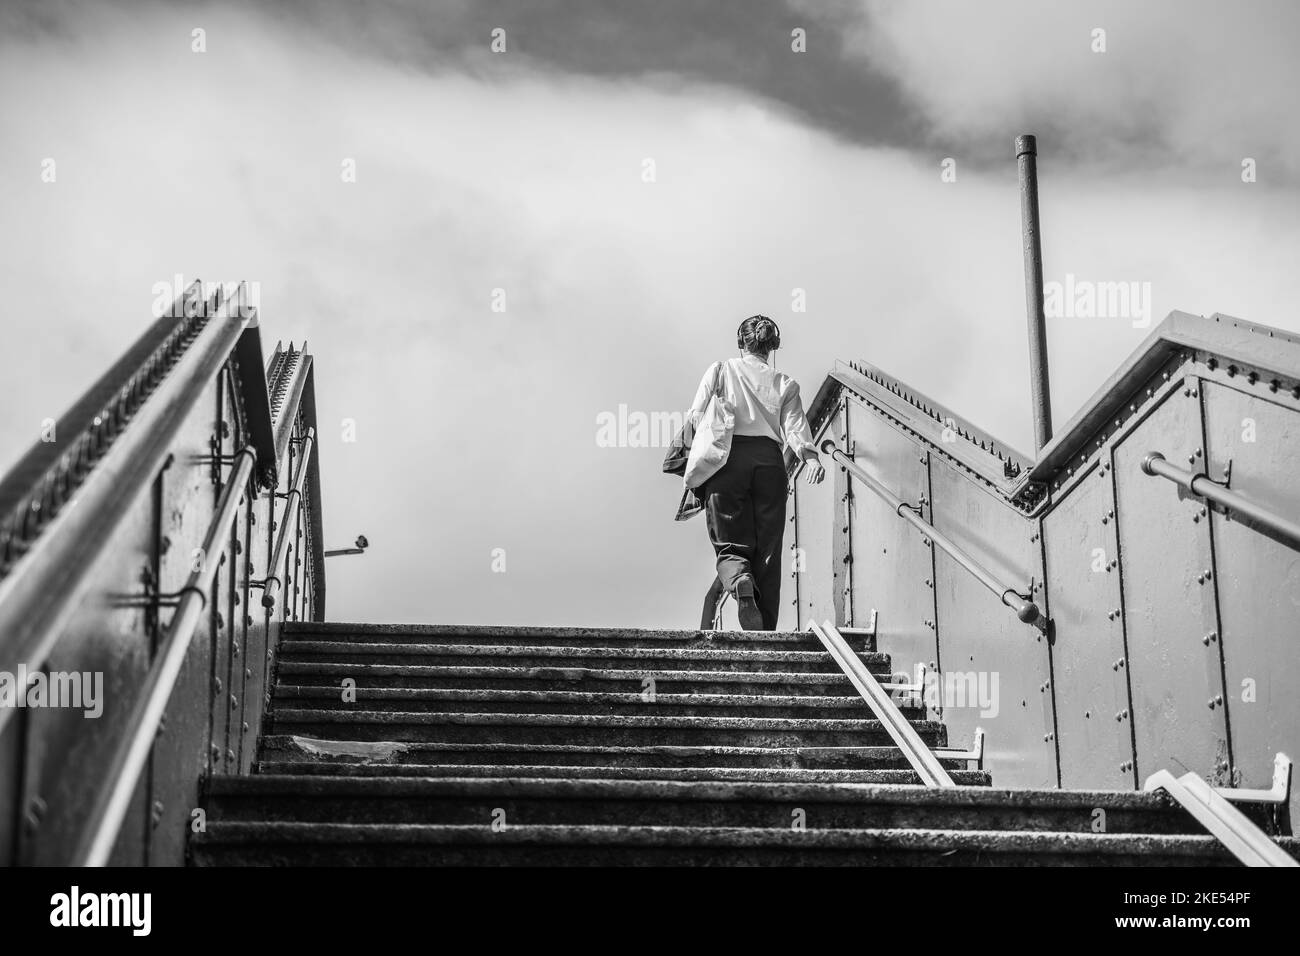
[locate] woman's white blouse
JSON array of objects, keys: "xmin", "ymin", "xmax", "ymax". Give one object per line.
[{"xmin": 686, "ymin": 354, "xmax": 816, "ymax": 457}]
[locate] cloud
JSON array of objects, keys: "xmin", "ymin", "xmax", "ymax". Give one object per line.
[
  {"xmin": 2, "ymin": 1, "xmax": 1298, "ymax": 629},
  {"xmin": 797, "ymin": 0, "xmax": 1300, "ymax": 180}
]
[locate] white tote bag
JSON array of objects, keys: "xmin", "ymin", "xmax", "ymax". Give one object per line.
[{"xmin": 683, "ymin": 361, "xmax": 734, "ymax": 489}]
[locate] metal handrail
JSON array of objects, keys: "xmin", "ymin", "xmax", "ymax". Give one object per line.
[
  {"xmin": 1144, "ymin": 764, "xmax": 1298, "ymax": 867},
  {"xmin": 1142, "ymin": 452, "xmax": 1300, "ymax": 550},
  {"xmin": 261, "ymin": 428, "xmax": 315, "ymax": 609},
  {"xmin": 820, "ymin": 439, "xmax": 1043, "ymax": 626},
  {"xmin": 74, "ymin": 448, "xmax": 258, "ymax": 866},
  {"xmin": 808, "ymin": 620, "xmax": 956, "ymax": 787}
]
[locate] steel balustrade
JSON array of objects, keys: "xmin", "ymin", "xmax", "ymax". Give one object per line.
[
  {"xmin": 819, "ymin": 439, "xmax": 1043, "ymax": 627},
  {"xmin": 75, "ymin": 447, "xmax": 258, "ymax": 866},
  {"xmin": 261, "ymin": 428, "xmax": 316, "ymax": 609}
]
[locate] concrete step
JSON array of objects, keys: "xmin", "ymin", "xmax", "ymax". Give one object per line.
[
  {"xmin": 259, "ymin": 735, "xmax": 969, "ymax": 771},
  {"xmin": 191, "ymin": 822, "xmax": 1300, "ymax": 866},
  {"xmin": 255, "ymin": 762, "xmax": 991, "ymax": 784},
  {"xmin": 276, "ymin": 642, "xmax": 885, "ymax": 675},
  {"xmin": 206, "ymin": 776, "xmax": 1217, "ymax": 835},
  {"xmin": 271, "ymin": 685, "xmax": 900, "ymax": 720},
  {"xmin": 281, "ymin": 623, "xmax": 870, "ymax": 654},
  {"xmin": 274, "ymin": 662, "xmax": 864, "ymax": 695},
  {"xmin": 267, "ymin": 710, "xmax": 949, "ymax": 748}
]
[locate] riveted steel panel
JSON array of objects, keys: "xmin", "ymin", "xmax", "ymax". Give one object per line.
[
  {"xmin": 1043, "ymin": 460, "xmax": 1134, "ymax": 789},
  {"xmin": 212, "ymin": 494, "xmax": 245, "ymax": 777},
  {"xmin": 930, "ymin": 459, "xmax": 1055, "ymax": 787},
  {"xmin": 17, "ymin": 495, "xmax": 154, "ymax": 865},
  {"xmin": 148, "ymin": 379, "xmax": 222, "ymax": 865},
  {"xmin": 1201, "ymin": 380, "xmax": 1300, "ymax": 822},
  {"xmin": 845, "ymin": 398, "xmax": 935, "ymax": 676},
  {"xmin": 793, "ymin": 416, "xmax": 839, "ymax": 629},
  {"xmin": 1113, "ymin": 389, "xmax": 1228, "ymax": 782},
  {"xmin": 239, "ymin": 470, "xmax": 275, "ymax": 773},
  {"xmin": 778, "ymin": 481, "xmax": 800, "ymax": 632}
]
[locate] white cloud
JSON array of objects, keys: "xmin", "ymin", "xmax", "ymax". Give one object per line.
[
  {"xmin": 804, "ymin": 0, "xmax": 1300, "ymax": 177},
  {"xmin": 2, "ymin": 3, "xmax": 1298, "ymax": 627}
]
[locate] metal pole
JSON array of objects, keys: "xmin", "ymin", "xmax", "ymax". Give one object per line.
[{"xmin": 1016, "ymin": 133, "xmax": 1053, "ymax": 451}]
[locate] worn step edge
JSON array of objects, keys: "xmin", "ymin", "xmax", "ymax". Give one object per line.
[
  {"xmin": 260, "ymin": 736, "xmax": 945, "ymax": 761},
  {"xmin": 275, "ymin": 664, "xmax": 866, "ymax": 684},
  {"xmin": 253, "ymin": 763, "xmax": 988, "ymax": 783},
  {"xmin": 192, "ymin": 823, "xmax": 1299, "ymax": 858},
  {"xmin": 269, "ymin": 710, "xmax": 944, "ymax": 732},
  {"xmin": 284, "ymin": 624, "xmax": 833, "ymax": 646},
  {"xmin": 273, "ymin": 687, "xmax": 882, "ymax": 709},
  {"xmin": 280, "ymin": 642, "xmax": 886, "ymax": 665},
  {"xmin": 207, "ymin": 775, "xmax": 1181, "ymax": 811}
]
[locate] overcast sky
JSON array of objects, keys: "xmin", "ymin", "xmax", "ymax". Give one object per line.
[{"xmin": 2, "ymin": 0, "xmax": 1298, "ymax": 628}]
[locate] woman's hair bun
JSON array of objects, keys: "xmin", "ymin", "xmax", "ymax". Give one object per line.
[{"xmin": 738, "ymin": 314, "xmax": 781, "ymax": 351}]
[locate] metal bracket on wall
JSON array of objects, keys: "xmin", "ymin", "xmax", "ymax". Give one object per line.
[
  {"xmin": 1215, "ymin": 753, "xmax": 1292, "ymax": 805},
  {"xmin": 839, "ymin": 608, "xmax": 878, "ymax": 640},
  {"xmin": 934, "ymin": 727, "xmax": 986, "ymax": 770}
]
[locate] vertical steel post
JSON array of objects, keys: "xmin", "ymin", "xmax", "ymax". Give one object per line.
[{"xmin": 1016, "ymin": 133, "xmax": 1053, "ymax": 451}]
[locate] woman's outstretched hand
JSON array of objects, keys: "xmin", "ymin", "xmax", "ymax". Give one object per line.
[{"xmin": 803, "ymin": 457, "xmax": 826, "ymax": 485}]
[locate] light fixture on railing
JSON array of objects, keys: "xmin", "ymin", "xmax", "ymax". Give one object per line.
[{"xmin": 324, "ymin": 535, "xmax": 369, "ymax": 558}]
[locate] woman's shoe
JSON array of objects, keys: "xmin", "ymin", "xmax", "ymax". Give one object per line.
[{"xmin": 733, "ymin": 575, "xmax": 765, "ymax": 631}]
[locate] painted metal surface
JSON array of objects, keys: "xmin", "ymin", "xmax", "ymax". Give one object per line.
[
  {"xmin": 16, "ymin": 490, "xmax": 155, "ymax": 864},
  {"xmin": 1201, "ymin": 380, "xmax": 1300, "ymax": 825},
  {"xmin": 795, "ymin": 312, "xmax": 1298, "ymax": 809},
  {"xmin": 928, "ymin": 459, "xmax": 1055, "ymax": 788},
  {"xmin": 777, "ymin": 481, "xmax": 800, "ymax": 632},
  {"xmin": 147, "ymin": 375, "xmax": 223, "ymax": 865},
  {"xmin": 1043, "ymin": 458, "xmax": 1134, "ymax": 789},
  {"xmin": 844, "ymin": 398, "xmax": 936, "ymax": 676},
  {"xmin": 1113, "ymin": 386, "xmax": 1229, "ymax": 784},
  {"xmin": 789, "ymin": 415, "xmax": 838, "ymax": 629}
]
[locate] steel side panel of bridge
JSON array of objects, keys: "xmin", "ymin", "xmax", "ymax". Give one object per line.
[
  {"xmin": 1202, "ymin": 381, "xmax": 1300, "ymax": 825},
  {"xmin": 777, "ymin": 480, "xmax": 800, "ymax": 632},
  {"xmin": 1044, "ymin": 460, "xmax": 1135, "ymax": 789},
  {"xmin": 927, "ymin": 459, "xmax": 1056, "ymax": 788},
  {"xmin": 1113, "ymin": 387, "xmax": 1230, "ymax": 785},
  {"xmin": 14, "ymin": 375, "xmax": 227, "ymax": 865},
  {"xmin": 845, "ymin": 399, "xmax": 936, "ymax": 674},
  {"xmin": 16, "ymin": 507, "xmax": 156, "ymax": 864},
  {"xmin": 147, "ymin": 372, "xmax": 227, "ymax": 865},
  {"xmin": 789, "ymin": 415, "xmax": 839, "ymax": 628}
]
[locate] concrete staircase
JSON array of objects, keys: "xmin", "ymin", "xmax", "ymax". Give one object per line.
[{"xmin": 190, "ymin": 623, "xmax": 1298, "ymax": 866}]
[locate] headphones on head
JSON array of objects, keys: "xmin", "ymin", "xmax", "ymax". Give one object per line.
[{"xmin": 737, "ymin": 315, "xmax": 781, "ymax": 352}]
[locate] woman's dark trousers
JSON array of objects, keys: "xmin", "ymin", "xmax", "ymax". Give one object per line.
[{"xmin": 700, "ymin": 435, "xmax": 787, "ymax": 631}]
